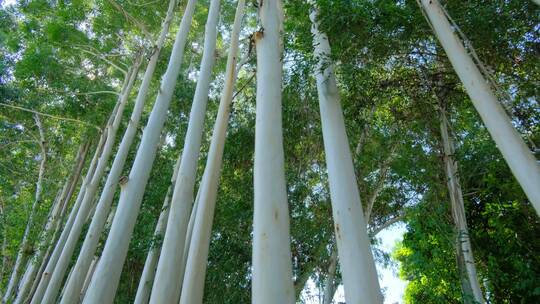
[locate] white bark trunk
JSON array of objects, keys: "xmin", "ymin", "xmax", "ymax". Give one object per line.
[
  {"xmin": 148, "ymin": 0, "xmax": 219, "ymax": 302},
  {"xmin": 59, "ymin": 2, "xmax": 178, "ymax": 302},
  {"xmin": 82, "ymin": 0, "xmax": 197, "ymax": 301},
  {"xmin": 79, "ymin": 256, "xmax": 98, "ymax": 300},
  {"xmin": 23, "ymin": 141, "xmax": 90, "ymax": 303},
  {"xmin": 30, "ymin": 108, "xmax": 112, "ymax": 304},
  {"xmin": 420, "ymin": 0, "xmax": 540, "ymax": 215},
  {"xmin": 13, "ymin": 192, "xmax": 62, "ymax": 304},
  {"xmin": 179, "ymin": 2, "xmax": 244, "ymax": 303},
  {"xmin": 310, "ymin": 7, "xmax": 383, "ymax": 303},
  {"xmin": 134, "ymin": 156, "xmax": 181, "ymax": 304},
  {"xmin": 3, "ymin": 114, "xmax": 47, "ymax": 304},
  {"xmin": 439, "ymin": 107, "xmax": 484, "ymax": 303},
  {"xmin": 40, "ymin": 55, "xmax": 142, "ymax": 304},
  {"xmin": 252, "ymin": 1, "xmax": 295, "ymax": 303},
  {"xmin": 322, "ymin": 248, "xmax": 338, "ymax": 304},
  {"xmin": 181, "ymin": 186, "xmax": 201, "ymax": 271}
]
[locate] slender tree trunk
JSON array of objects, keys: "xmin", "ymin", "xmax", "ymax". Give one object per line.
[
  {"xmin": 40, "ymin": 54, "xmax": 142, "ymax": 304},
  {"xmin": 178, "ymin": 2, "xmax": 244, "ymax": 303},
  {"xmin": 133, "ymin": 156, "xmax": 181, "ymax": 304},
  {"xmin": 149, "ymin": 1, "xmax": 219, "ymax": 302},
  {"xmin": 30, "ymin": 104, "xmax": 113, "ymax": 304},
  {"xmin": 420, "ymin": 0, "xmax": 540, "ymax": 215},
  {"xmin": 59, "ymin": 2, "xmax": 179, "ymax": 303},
  {"xmin": 79, "ymin": 256, "xmax": 98, "ymax": 300},
  {"xmin": 82, "ymin": 0, "xmax": 198, "ymax": 301},
  {"xmin": 252, "ymin": 1, "xmax": 295, "ymax": 303},
  {"xmin": 24, "ymin": 141, "xmax": 90, "ymax": 303},
  {"xmin": 181, "ymin": 186, "xmax": 201, "ymax": 271},
  {"xmin": 14, "ymin": 141, "xmax": 90, "ymax": 304},
  {"xmin": 310, "ymin": 6, "xmax": 383, "ymax": 303},
  {"xmin": 3, "ymin": 114, "xmax": 47, "ymax": 303},
  {"xmin": 322, "ymin": 249, "xmax": 338, "ymax": 304},
  {"xmin": 439, "ymin": 106, "xmax": 484, "ymax": 303},
  {"xmin": 13, "ymin": 193, "xmax": 62, "ymax": 304}
]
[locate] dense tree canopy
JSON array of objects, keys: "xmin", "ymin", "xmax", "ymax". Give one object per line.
[{"xmin": 0, "ymin": 0, "xmax": 538, "ymax": 303}]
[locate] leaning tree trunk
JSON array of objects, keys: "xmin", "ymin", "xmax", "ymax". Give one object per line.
[
  {"xmin": 439, "ymin": 106, "xmax": 484, "ymax": 304},
  {"xmin": 30, "ymin": 95, "xmax": 118, "ymax": 304},
  {"xmin": 82, "ymin": 1, "xmax": 198, "ymax": 302},
  {"xmin": 133, "ymin": 156, "xmax": 180, "ymax": 304},
  {"xmin": 179, "ymin": 1, "xmax": 245, "ymax": 303},
  {"xmin": 23, "ymin": 140, "xmax": 90, "ymax": 303},
  {"xmin": 309, "ymin": 6, "xmax": 383, "ymax": 304},
  {"xmin": 420, "ymin": 0, "xmax": 540, "ymax": 215},
  {"xmin": 322, "ymin": 248, "xmax": 338, "ymax": 304},
  {"xmin": 3, "ymin": 114, "xmax": 47, "ymax": 303},
  {"xmin": 40, "ymin": 54, "xmax": 143, "ymax": 304},
  {"xmin": 59, "ymin": 2, "xmax": 178, "ymax": 302},
  {"xmin": 252, "ymin": 1, "xmax": 295, "ymax": 303},
  {"xmin": 149, "ymin": 0, "xmax": 220, "ymax": 302},
  {"xmin": 13, "ymin": 141, "xmax": 90, "ymax": 304}
]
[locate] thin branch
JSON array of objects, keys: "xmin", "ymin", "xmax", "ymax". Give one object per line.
[
  {"xmin": 370, "ymin": 214, "xmax": 405, "ymax": 237},
  {"xmin": 74, "ymin": 46, "xmax": 128, "ymax": 75},
  {"xmin": 0, "ymin": 103, "xmax": 102, "ymax": 132},
  {"xmin": 107, "ymin": 0, "xmax": 153, "ymax": 39}
]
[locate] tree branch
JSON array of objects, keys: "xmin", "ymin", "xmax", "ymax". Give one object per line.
[{"xmin": 0, "ymin": 103, "xmax": 102, "ymax": 132}]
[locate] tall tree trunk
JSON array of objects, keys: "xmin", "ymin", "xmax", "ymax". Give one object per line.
[
  {"xmin": 82, "ymin": 0, "xmax": 197, "ymax": 302},
  {"xmin": 322, "ymin": 249, "xmax": 338, "ymax": 304},
  {"xmin": 23, "ymin": 141, "xmax": 90, "ymax": 303},
  {"xmin": 13, "ymin": 141, "xmax": 89, "ymax": 304},
  {"xmin": 59, "ymin": 2, "xmax": 179, "ymax": 302},
  {"xmin": 133, "ymin": 156, "xmax": 181, "ymax": 304},
  {"xmin": 309, "ymin": 6, "xmax": 382, "ymax": 304},
  {"xmin": 149, "ymin": 0, "xmax": 220, "ymax": 302},
  {"xmin": 179, "ymin": 1, "xmax": 244, "ymax": 303},
  {"xmin": 252, "ymin": 1, "xmax": 295, "ymax": 303},
  {"xmin": 439, "ymin": 105, "xmax": 484, "ymax": 304},
  {"xmin": 30, "ymin": 98, "xmax": 117, "ymax": 304},
  {"xmin": 3, "ymin": 114, "xmax": 47, "ymax": 303},
  {"xmin": 419, "ymin": 0, "xmax": 540, "ymax": 215},
  {"xmin": 40, "ymin": 54, "xmax": 143, "ymax": 304}
]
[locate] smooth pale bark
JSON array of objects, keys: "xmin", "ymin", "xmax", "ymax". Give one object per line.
[
  {"xmin": 13, "ymin": 188, "xmax": 64, "ymax": 304},
  {"xmin": 252, "ymin": 1, "xmax": 295, "ymax": 303},
  {"xmin": 439, "ymin": 108, "xmax": 484, "ymax": 303},
  {"xmin": 60, "ymin": 2, "xmax": 178, "ymax": 302},
  {"xmin": 179, "ymin": 2, "xmax": 244, "ymax": 303},
  {"xmin": 134, "ymin": 156, "xmax": 181, "ymax": 304},
  {"xmin": 420, "ymin": 0, "xmax": 540, "ymax": 215},
  {"xmin": 22, "ymin": 143, "xmax": 90, "ymax": 304},
  {"xmin": 82, "ymin": 1, "xmax": 198, "ymax": 302},
  {"xmin": 30, "ymin": 105, "xmax": 114, "ymax": 304},
  {"xmin": 534, "ymin": 0, "xmax": 540, "ymax": 6},
  {"xmin": 3, "ymin": 115, "xmax": 47, "ymax": 304},
  {"xmin": 79, "ymin": 256, "xmax": 98, "ymax": 300},
  {"xmin": 322, "ymin": 249, "xmax": 338, "ymax": 304},
  {"xmin": 180, "ymin": 186, "xmax": 201, "ymax": 274},
  {"xmin": 14, "ymin": 141, "xmax": 90, "ymax": 303},
  {"xmin": 40, "ymin": 56, "xmax": 142, "ymax": 304},
  {"xmin": 149, "ymin": 1, "xmax": 219, "ymax": 302},
  {"xmin": 310, "ymin": 7, "xmax": 383, "ymax": 303}
]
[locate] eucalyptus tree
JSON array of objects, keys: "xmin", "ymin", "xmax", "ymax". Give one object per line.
[
  {"xmin": 149, "ymin": 0, "xmax": 221, "ymax": 301},
  {"xmin": 252, "ymin": 0, "xmax": 295, "ymax": 302},
  {"xmin": 58, "ymin": 1, "xmax": 180, "ymax": 302},
  {"xmin": 419, "ymin": 0, "xmax": 540, "ymax": 215},
  {"xmin": 179, "ymin": 1, "xmax": 245, "ymax": 303},
  {"xmin": 82, "ymin": 0, "xmax": 199, "ymax": 302},
  {"xmin": 2, "ymin": 114, "xmax": 47, "ymax": 303},
  {"xmin": 13, "ymin": 141, "xmax": 90, "ymax": 304}
]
